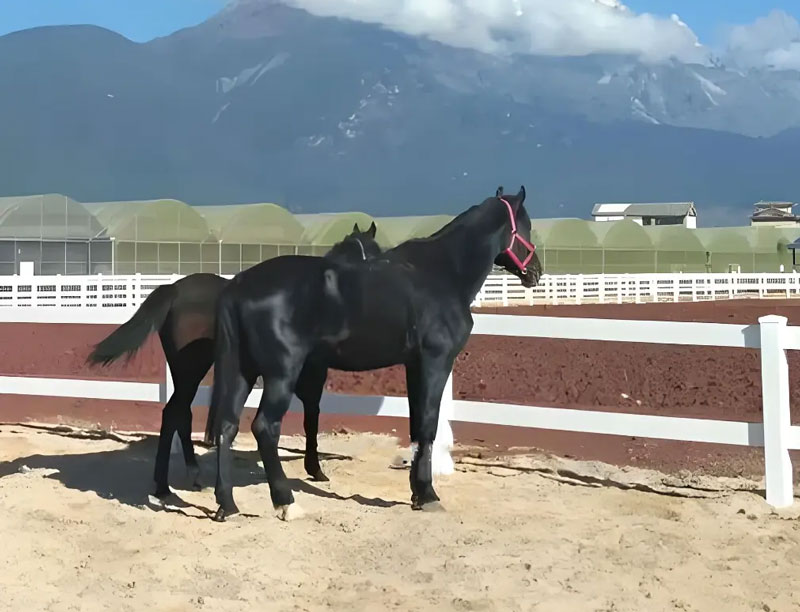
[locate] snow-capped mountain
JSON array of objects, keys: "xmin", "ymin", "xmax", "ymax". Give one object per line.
[{"xmin": 0, "ymin": 0, "xmax": 798, "ymax": 222}]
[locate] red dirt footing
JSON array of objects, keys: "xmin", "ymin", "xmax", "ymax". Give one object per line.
[{"xmin": 3, "ymin": 298, "xmax": 800, "ymax": 480}]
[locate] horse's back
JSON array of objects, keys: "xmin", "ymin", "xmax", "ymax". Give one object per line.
[{"xmin": 169, "ymin": 273, "xmax": 229, "ymax": 349}]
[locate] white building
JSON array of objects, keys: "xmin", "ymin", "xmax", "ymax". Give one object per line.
[
  {"xmin": 749, "ymin": 201, "xmax": 798, "ymax": 227},
  {"xmin": 591, "ymin": 202, "xmax": 697, "ymax": 229}
]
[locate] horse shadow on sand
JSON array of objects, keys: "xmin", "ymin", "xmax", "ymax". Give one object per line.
[{"xmin": 0, "ymin": 425, "xmax": 408, "ymax": 519}]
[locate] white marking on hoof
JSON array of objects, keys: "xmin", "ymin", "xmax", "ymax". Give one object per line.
[{"xmin": 275, "ymin": 503, "xmax": 305, "ymax": 522}]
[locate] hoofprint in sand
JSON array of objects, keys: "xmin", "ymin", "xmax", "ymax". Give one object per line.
[{"xmin": 1, "ymin": 423, "xmax": 799, "ymax": 611}]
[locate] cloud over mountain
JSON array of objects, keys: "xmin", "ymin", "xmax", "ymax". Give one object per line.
[
  {"xmin": 720, "ymin": 9, "xmax": 800, "ymax": 71},
  {"xmin": 275, "ymin": 0, "xmax": 708, "ymax": 64}
]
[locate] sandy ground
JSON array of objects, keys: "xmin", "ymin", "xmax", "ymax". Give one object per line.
[{"xmin": 2, "ymin": 425, "xmax": 800, "ymax": 611}]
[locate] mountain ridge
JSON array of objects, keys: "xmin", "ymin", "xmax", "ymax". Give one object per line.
[{"xmin": 0, "ymin": 2, "xmax": 798, "ymax": 225}]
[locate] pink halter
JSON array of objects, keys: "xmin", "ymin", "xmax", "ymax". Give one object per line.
[{"xmin": 499, "ymin": 197, "xmax": 536, "ymax": 273}]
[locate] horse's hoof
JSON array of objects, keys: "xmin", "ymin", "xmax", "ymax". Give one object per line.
[
  {"xmin": 147, "ymin": 494, "xmax": 166, "ymax": 508},
  {"xmin": 311, "ymin": 471, "xmax": 329, "ymax": 483},
  {"xmin": 275, "ymin": 503, "xmax": 305, "ymax": 522},
  {"xmin": 412, "ymin": 498, "xmax": 445, "ymax": 512},
  {"xmin": 213, "ymin": 505, "xmax": 239, "ymax": 522},
  {"xmin": 154, "ymin": 486, "xmax": 171, "ymax": 499}
]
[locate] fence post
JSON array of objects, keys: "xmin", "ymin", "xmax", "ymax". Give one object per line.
[
  {"xmin": 131, "ymin": 272, "xmax": 141, "ymax": 308},
  {"xmin": 758, "ymin": 315, "xmax": 795, "ymax": 508},
  {"xmin": 431, "ymin": 369, "xmax": 455, "ymax": 476}
]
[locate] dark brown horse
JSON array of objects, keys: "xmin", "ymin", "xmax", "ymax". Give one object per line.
[{"xmin": 86, "ymin": 223, "xmax": 382, "ymax": 498}]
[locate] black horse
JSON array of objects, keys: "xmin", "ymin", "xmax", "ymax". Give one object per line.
[
  {"xmin": 208, "ymin": 186, "xmax": 541, "ymax": 521},
  {"xmin": 86, "ymin": 223, "xmax": 382, "ymax": 498}
]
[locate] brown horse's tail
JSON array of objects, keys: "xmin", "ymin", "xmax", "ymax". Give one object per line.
[{"xmin": 86, "ymin": 283, "xmax": 177, "ymax": 366}]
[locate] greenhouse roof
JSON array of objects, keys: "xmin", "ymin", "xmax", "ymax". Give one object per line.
[
  {"xmin": 84, "ymin": 199, "xmax": 213, "ymax": 242},
  {"xmin": 196, "ymin": 203, "xmax": 304, "ymax": 244},
  {"xmin": 643, "ymin": 225, "xmax": 706, "ymax": 252},
  {"xmin": 0, "ymin": 194, "xmax": 106, "ymax": 240},
  {"xmin": 295, "ymin": 212, "xmax": 393, "ymax": 247},
  {"xmin": 375, "ymin": 215, "xmax": 454, "ymax": 246},
  {"xmin": 695, "ymin": 226, "xmax": 781, "ymax": 254},
  {"xmin": 532, "ymin": 219, "xmax": 599, "ymax": 249},
  {"xmin": 590, "ymin": 219, "xmax": 653, "ymax": 250}
]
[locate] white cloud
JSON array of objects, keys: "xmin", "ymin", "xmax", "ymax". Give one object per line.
[
  {"xmin": 720, "ymin": 10, "xmax": 800, "ymax": 71},
  {"xmin": 276, "ymin": 0, "xmax": 708, "ymax": 64}
]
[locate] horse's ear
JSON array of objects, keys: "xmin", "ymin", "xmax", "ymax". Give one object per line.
[
  {"xmin": 353, "ymin": 222, "xmax": 361, "ymax": 233},
  {"xmin": 496, "ymin": 186, "xmax": 504, "ymax": 198},
  {"xmin": 368, "ymin": 221, "xmax": 377, "ymax": 238},
  {"xmin": 516, "ymin": 185, "xmax": 526, "ymax": 206}
]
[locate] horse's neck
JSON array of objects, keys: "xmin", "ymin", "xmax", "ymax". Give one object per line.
[
  {"xmin": 399, "ymin": 204, "xmax": 506, "ymax": 303},
  {"xmin": 328, "ymin": 243, "xmax": 370, "ymax": 263}
]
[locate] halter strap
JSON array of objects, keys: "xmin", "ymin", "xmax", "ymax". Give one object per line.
[
  {"xmin": 354, "ymin": 237, "xmax": 367, "ymax": 261},
  {"xmin": 498, "ymin": 197, "xmax": 535, "ymax": 273}
]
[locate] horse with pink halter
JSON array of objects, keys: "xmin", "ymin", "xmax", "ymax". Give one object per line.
[{"xmin": 207, "ymin": 185, "xmax": 542, "ymax": 522}]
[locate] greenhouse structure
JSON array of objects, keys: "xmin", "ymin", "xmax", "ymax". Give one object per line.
[
  {"xmin": 0, "ymin": 194, "xmax": 110, "ymax": 275},
  {"xmin": 2, "ymin": 193, "xmax": 800, "ymax": 276}
]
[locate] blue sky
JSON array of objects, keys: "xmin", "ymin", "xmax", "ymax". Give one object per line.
[
  {"xmin": 0, "ymin": 1, "xmax": 798, "ymax": 44},
  {"xmin": 625, "ymin": 0, "xmax": 800, "ymax": 44},
  {"xmin": 0, "ymin": 0, "xmax": 227, "ymax": 41}
]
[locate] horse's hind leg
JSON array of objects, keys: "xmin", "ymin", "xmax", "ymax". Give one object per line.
[
  {"xmin": 212, "ymin": 360, "xmax": 256, "ymax": 520},
  {"xmin": 152, "ymin": 355, "xmax": 202, "ymax": 497},
  {"xmin": 173, "ymin": 339, "xmax": 215, "ymax": 490},
  {"xmin": 153, "ymin": 386, "xmax": 180, "ymax": 498},
  {"xmin": 295, "ymin": 361, "xmax": 329, "ymax": 482},
  {"xmin": 252, "ymin": 365, "xmax": 304, "ymax": 520}
]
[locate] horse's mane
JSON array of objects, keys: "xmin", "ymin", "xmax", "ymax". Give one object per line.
[{"xmin": 386, "ymin": 198, "xmax": 493, "ymax": 254}]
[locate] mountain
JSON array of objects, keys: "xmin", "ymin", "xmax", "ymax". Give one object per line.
[{"xmin": 0, "ymin": 0, "xmax": 799, "ymax": 223}]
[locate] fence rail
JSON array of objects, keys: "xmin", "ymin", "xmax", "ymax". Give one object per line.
[
  {"xmin": 0, "ymin": 307, "xmax": 798, "ymax": 508},
  {"xmin": 473, "ymin": 271, "xmax": 800, "ymax": 306},
  {"xmin": 1, "ymin": 271, "xmax": 800, "ymax": 311}
]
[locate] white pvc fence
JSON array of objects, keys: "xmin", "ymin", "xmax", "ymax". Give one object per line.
[
  {"xmin": 0, "ymin": 307, "xmax": 798, "ymax": 508},
  {"xmin": 1, "ymin": 271, "xmax": 800, "ymax": 310},
  {"xmin": 473, "ymin": 271, "xmax": 800, "ymax": 306}
]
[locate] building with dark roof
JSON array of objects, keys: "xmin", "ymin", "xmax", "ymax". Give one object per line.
[
  {"xmin": 591, "ymin": 202, "xmax": 697, "ymax": 228},
  {"xmin": 749, "ymin": 201, "xmax": 798, "ymax": 227}
]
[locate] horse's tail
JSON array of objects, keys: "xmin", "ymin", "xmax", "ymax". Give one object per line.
[
  {"xmin": 86, "ymin": 283, "xmax": 177, "ymax": 366},
  {"xmin": 204, "ymin": 291, "xmax": 239, "ymax": 446}
]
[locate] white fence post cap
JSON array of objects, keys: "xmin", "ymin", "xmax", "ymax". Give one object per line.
[{"xmin": 758, "ymin": 315, "xmax": 788, "ymax": 325}]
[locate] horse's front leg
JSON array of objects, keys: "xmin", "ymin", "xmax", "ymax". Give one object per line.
[
  {"xmin": 405, "ymin": 352, "xmax": 455, "ymax": 511},
  {"xmin": 294, "ymin": 361, "xmax": 329, "ymax": 482}
]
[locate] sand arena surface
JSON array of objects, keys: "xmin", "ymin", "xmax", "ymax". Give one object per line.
[{"xmin": 1, "ymin": 424, "xmax": 799, "ymax": 611}]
